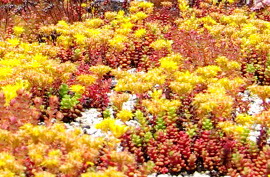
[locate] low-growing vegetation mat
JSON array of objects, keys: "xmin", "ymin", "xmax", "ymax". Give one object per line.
[{"xmin": 0, "ymin": 0, "xmax": 270, "ymax": 176}]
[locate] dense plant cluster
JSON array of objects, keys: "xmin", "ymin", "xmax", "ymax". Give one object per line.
[{"xmin": 1, "ymin": 0, "xmax": 270, "ymax": 176}]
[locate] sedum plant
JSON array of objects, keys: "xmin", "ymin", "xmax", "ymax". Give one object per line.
[{"xmin": 0, "ymin": 123, "xmax": 153, "ymax": 176}]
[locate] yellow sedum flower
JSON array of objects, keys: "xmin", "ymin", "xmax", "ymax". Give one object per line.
[
  {"xmin": 85, "ymin": 18, "xmax": 104, "ymax": 28},
  {"xmin": 130, "ymin": 1, "xmax": 154, "ymax": 14},
  {"xmin": 48, "ymin": 149, "xmax": 62, "ymax": 158},
  {"xmin": 142, "ymin": 93, "xmax": 181, "ymax": 115},
  {"xmin": 1, "ymin": 79, "xmax": 29, "ymax": 105},
  {"xmin": 249, "ymin": 85, "xmax": 270, "ymax": 100},
  {"xmin": 108, "ymin": 35, "xmax": 127, "ymax": 51},
  {"xmin": 32, "ymin": 53, "xmax": 48, "ymax": 63},
  {"xmin": 134, "ymin": 28, "xmax": 147, "ymax": 38},
  {"xmin": 76, "ymin": 74, "xmax": 97, "ymax": 86},
  {"xmin": 178, "ymin": 0, "xmax": 189, "ymax": 12},
  {"xmin": 74, "ymin": 34, "xmax": 87, "ymax": 45},
  {"xmin": 7, "ymin": 38, "xmax": 20, "ymax": 47},
  {"xmin": 150, "ymin": 89, "xmax": 162, "ymax": 100},
  {"xmin": 159, "ymin": 58, "xmax": 178, "ymax": 72},
  {"xmin": 132, "ymin": 12, "xmax": 148, "ymax": 21},
  {"xmin": 200, "ymin": 16, "xmax": 217, "ymax": 25},
  {"xmin": 193, "ymin": 88, "xmax": 234, "ymax": 118},
  {"xmin": 95, "ymin": 118, "xmax": 128, "ymax": 138},
  {"xmin": 70, "ymin": 84, "xmax": 85, "ymax": 94},
  {"xmin": 0, "ymin": 67, "xmax": 13, "ymax": 81},
  {"xmin": 57, "ymin": 20, "xmax": 69, "ymax": 29},
  {"xmin": 105, "ymin": 11, "xmax": 118, "ymax": 21},
  {"xmin": 138, "ymin": 1, "xmax": 154, "ymax": 9},
  {"xmin": 195, "ymin": 65, "xmax": 221, "ymax": 78},
  {"xmin": 117, "ymin": 109, "xmax": 133, "ymax": 122},
  {"xmin": 81, "ymin": 167, "xmax": 126, "ymax": 177},
  {"xmin": 110, "ymin": 124, "xmax": 129, "ymax": 138},
  {"xmin": 150, "ymin": 39, "xmax": 173, "ymax": 51},
  {"xmin": 218, "ymin": 121, "xmax": 235, "ymax": 135},
  {"xmin": 170, "ymin": 82, "xmax": 193, "ymax": 96},
  {"xmin": 13, "ymin": 26, "xmax": 25, "ymax": 36},
  {"xmin": 0, "ymin": 152, "xmax": 24, "ymax": 176},
  {"xmin": 34, "ymin": 171, "xmax": 56, "ymax": 177},
  {"xmin": 28, "ymin": 144, "xmax": 47, "ymax": 164},
  {"xmin": 89, "ymin": 65, "xmax": 112, "ymax": 77},
  {"xmin": 235, "ymin": 114, "xmax": 254, "ymax": 125}
]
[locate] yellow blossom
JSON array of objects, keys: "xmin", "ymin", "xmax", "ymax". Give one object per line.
[
  {"xmin": 7, "ymin": 38, "xmax": 20, "ymax": 47},
  {"xmin": 116, "ymin": 10, "xmax": 125, "ymax": 19},
  {"xmin": 85, "ymin": 18, "xmax": 104, "ymax": 28},
  {"xmin": 117, "ymin": 110, "xmax": 133, "ymax": 122},
  {"xmin": 218, "ymin": 121, "xmax": 235, "ymax": 134},
  {"xmin": 57, "ymin": 20, "xmax": 69, "ymax": 29},
  {"xmin": 249, "ymin": 85, "xmax": 270, "ymax": 100},
  {"xmin": 132, "ymin": 12, "xmax": 148, "ymax": 21},
  {"xmin": 116, "ymin": 28, "xmax": 132, "ymax": 35},
  {"xmin": 235, "ymin": 114, "xmax": 254, "ymax": 125},
  {"xmin": 193, "ymin": 89, "xmax": 233, "ymax": 117},
  {"xmin": 48, "ymin": 149, "xmax": 62, "ymax": 157},
  {"xmin": 0, "ymin": 67, "xmax": 13, "ymax": 80},
  {"xmin": 81, "ymin": 167, "xmax": 126, "ymax": 177},
  {"xmin": 81, "ymin": 3, "xmax": 87, "ymax": 7},
  {"xmin": 95, "ymin": 118, "xmax": 128, "ymax": 138},
  {"xmin": 34, "ymin": 172, "xmax": 56, "ymax": 177},
  {"xmin": 89, "ymin": 65, "xmax": 112, "ymax": 77},
  {"xmin": 70, "ymin": 84, "xmax": 85, "ymax": 94},
  {"xmin": 138, "ymin": 1, "xmax": 154, "ymax": 9},
  {"xmin": 121, "ymin": 22, "xmax": 134, "ymax": 29},
  {"xmin": 150, "ymin": 89, "xmax": 162, "ymax": 100},
  {"xmin": 1, "ymin": 79, "xmax": 29, "ymax": 105},
  {"xmin": 33, "ymin": 53, "xmax": 48, "ymax": 63},
  {"xmin": 95, "ymin": 118, "xmax": 116, "ymax": 132},
  {"xmin": 0, "ymin": 152, "xmax": 24, "ymax": 175},
  {"xmin": 150, "ymin": 39, "xmax": 173, "ymax": 51},
  {"xmin": 200, "ymin": 16, "xmax": 217, "ymax": 25},
  {"xmin": 170, "ymin": 82, "xmax": 193, "ymax": 96},
  {"xmin": 76, "ymin": 74, "xmax": 97, "ymax": 86},
  {"xmin": 134, "ymin": 28, "xmax": 147, "ymax": 38},
  {"xmin": 105, "ymin": 11, "xmax": 118, "ymax": 20},
  {"xmin": 13, "ymin": 26, "xmax": 25, "ymax": 36},
  {"xmin": 110, "ymin": 124, "xmax": 129, "ymax": 138},
  {"xmin": 159, "ymin": 58, "xmax": 178, "ymax": 71},
  {"xmin": 195, "ymin": 65, "xmax": 221, "ymax": 78},
  {"xmin": 85, "ymin": 29, "xmax": 101, "ymax": 37},
  {"xmin": 108, "ymin": 35, "xmax": 127, "ymax": 51},
  {"xmin": 74, "ymin": 34, "xmax": 87, "ymax": 45},
  {"xmin": 178, "ymin": 0, "xmax": 189, "ymax": 12},
  {"xmin": 129, "ymin": 1, "xmax": 153, "ymax": 14},
  {"xmin": 41, "ymin": 158, "xmax": 60, "ymax": 168}
]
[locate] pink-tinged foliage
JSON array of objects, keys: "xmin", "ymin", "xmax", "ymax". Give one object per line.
[{"xmin": 0, "ymin": 90, "xmax": 39, "ymax": 131}]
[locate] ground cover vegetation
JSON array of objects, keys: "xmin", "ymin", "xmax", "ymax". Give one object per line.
[{"xmin": 0, "ymin": 0, "xmax": 270, "ymax": 176}]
